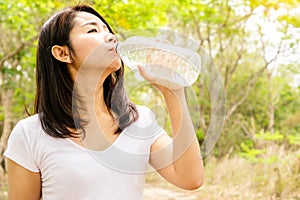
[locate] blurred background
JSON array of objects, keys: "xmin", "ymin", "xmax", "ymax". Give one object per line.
[{"xmin": 0, "ymin": 0, "xmax": 299, "ymax": 199}]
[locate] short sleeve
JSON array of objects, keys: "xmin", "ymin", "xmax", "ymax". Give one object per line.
[
  {"xmin": 136, "ymin": 105, "xmax": 167, "ymax": 144},
  {"xmin": 145, "ymin": 106, "xmax": 167, "ymax": 144},
  {"xmin": 4, "ymin": 120, "xmax": 40, "ymax": 172},
  {"xmin": 123, "ymin": 105, "xmax": 166, "ymax": 145}
]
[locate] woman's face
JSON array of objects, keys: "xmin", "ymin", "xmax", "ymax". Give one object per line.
[{"xmin": 69, "ymin": 11, "xmax": 120, "ymax": 73}]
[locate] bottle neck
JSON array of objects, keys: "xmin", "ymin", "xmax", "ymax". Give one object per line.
[{"xmin": 115, "ymin": 42, "xmax": 121, "ymax": 55}]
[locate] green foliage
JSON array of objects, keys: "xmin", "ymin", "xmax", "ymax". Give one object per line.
[
  {"xmin": 93, "ymin": 0, "xmax": 168, "ymax": 35},
  {"xmin": 0, "ymin": 106, "xmax": 4, "ymax": 121},
  {"xmin": 256, "ymin": 131, "xmax": 284, "ymax": 141},
  {"xmin": 239, "ymin": 140, "xmax": 266, "ymax": 162},
  {"xmin": 0, "ymin": 0, "xmax": 299, "ymax": 161},
  {"xmin": 0, "ymin": 0, "xmax": 65, "ymax": 123},
  {"xmin": 249, "ymin": 0, "xmax": 300, "ymax": 11},
  {"xmin": 287, "ymin": 135, "xmax": 300, "ymax": 145},
  {"xmin": 278, "ymin": 15, "xmax": 300, "ymax": 28},
  {"xmin": 0, "ymin": 1, "xmax": 299, "ymax": 198},
  {"xmin": 239, "ymin": 142, "xmax": 279, "ymax": 164},
  {"xmin": 239, "ymin": 130, "xmax": 299, "ymax": 164},
  {"xmin": 249, "ymin": 0, "xmax": 300, "ymax": 29},
  {"xmin": 196, "ymin": 129, "xmax": 205, "ymax": 143}
]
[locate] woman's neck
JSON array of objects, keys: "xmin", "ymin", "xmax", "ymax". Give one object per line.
[
  {"xmin": 72, "ymin": 69, "xmax": 120, "ymax": 149},
  {"xmin": 73, "ymin": 69, "xmax": 110, "ymax": 119}
]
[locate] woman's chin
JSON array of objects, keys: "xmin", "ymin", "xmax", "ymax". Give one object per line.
[{"xmin": 107, "ymin": 59, "xmax": 122, "ymax": 71}]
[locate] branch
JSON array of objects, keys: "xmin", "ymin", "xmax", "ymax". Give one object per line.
[
  {"xmin": 225, "ymin": 47, "xmax": 243, "ymax": 88},
  {"xmin": 227, "ymin": 12, "xmax": 253, "ymax": 27},
  {"xmin": 0, "ymin": 35, "xmax": 38, "ymax": 70},
  {"xmin": 188, "ymin": 10, "xmax": 204, "ymax": 44},
  {"xmin": 0, "ymin": 43, "xmax": 25, "ymax": 70},
  {"xmin": 227, "ymin": 21, "xmax": 289, "ymax": 118},
  {"xmin": 221, "ymin": 0, "xmax": 232, "ymax": 28},
  {"xmin": 226, "ymin": 63, "xmax": 267, "ymax": 118},
  {"xmin": 226, "ymin": 80, "xmax": 253, "ymax": 118},
  {"xmin": 236, "ymin": 117, "xmax": 253, "ymax": 139},
  {"xmin": 206, "ymin": 23, "xmax": 212, "ymax": 58}
]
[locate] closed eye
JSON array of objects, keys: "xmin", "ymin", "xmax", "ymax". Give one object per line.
[
  {"xmin": 103, "ymin": 25, "xmax": 109, "ymax": 32},
  {"xmin": 87, "ymin": 28, "xmax": 98, "ymax": 33}
]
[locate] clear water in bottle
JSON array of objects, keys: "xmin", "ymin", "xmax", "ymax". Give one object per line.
[{"xmin": 116, "ymin": 36, "xmax": 201, "ymax": 87}]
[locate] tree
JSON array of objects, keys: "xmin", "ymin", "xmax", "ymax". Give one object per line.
[
  {"xmin": 0, "ymin": 0, "xmax": 169, "ymax": 173},
  {"xmin": 0, "ymin": 0, "xmax": 66, "ymax": 173},
  {"xmin": 162, "ymin": 0, "xmax": 300, "ymax": 154}
]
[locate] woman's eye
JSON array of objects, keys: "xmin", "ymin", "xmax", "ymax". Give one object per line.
[
  {"xmin": 103, "ymin": 25, "xmax": 109, "ymax": 32},
  {"xmin": 87, "ymin": 29, "xmax": 97, "ymax": 33}
]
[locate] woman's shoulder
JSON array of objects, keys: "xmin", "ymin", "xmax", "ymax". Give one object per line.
[
  {"xmin": 16, "ymin": 114, "xmax": 42, "ymax": 130},
  {"xmin": 5, "ymin": 114, "xmax": 46, "ymax": 173},
  {"xmin": 9, "ymin": 114, "xmax": 43, "ymax": 142},
  {"xmin": 125, "ymin": 105, "xmax": 165, "ymax": 138},
  {"xmin": 136, "ymin": 104, "xmax": 151, "ymax": 114},
  {"xmin": 19, "ymin": 113, "xmax": 40, "ymax": 122},
  {"xmin": 134, "ymin": 105, "xmax": 156, "ymax": 126}
]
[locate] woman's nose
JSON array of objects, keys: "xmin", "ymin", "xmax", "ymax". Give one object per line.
[{"xmin": 105, "ymin": 34, "xmax": 117, "ymax": 43}]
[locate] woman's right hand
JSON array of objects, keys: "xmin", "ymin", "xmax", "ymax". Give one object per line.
[{"xmin": 137, "ymin": 65, "xmax": 183, "ymax": 94}]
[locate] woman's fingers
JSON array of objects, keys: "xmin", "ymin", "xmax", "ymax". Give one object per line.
[
  {"xmin": 137, "ymin": 65, "xmax": 183, "ymax": 91},
  {"xmin": 137, "ymin": 65, "xmax": 151, "ymax": 81}
]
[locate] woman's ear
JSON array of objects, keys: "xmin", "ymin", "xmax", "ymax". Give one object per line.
[{"xmin": 51, "ymin": 45, "xmax": 72, "ymax": 63}]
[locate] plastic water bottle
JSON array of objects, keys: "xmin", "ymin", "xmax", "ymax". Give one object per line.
[{"xmin": 115, "ymin": 36, "xmax": 201, "ymax": 86}]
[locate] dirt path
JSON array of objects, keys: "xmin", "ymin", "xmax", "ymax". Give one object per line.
[
  {"xmin": 143, "ymin": 172, "xmax": 202, "ymax": 200},
  {"xmin": 144, "ymin": 183, "xmax": 199, "ymax": 200}
]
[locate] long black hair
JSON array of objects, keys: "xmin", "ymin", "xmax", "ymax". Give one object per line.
[{"xmin": 34, "ymin": 4, "xmax": 138, "ymax": 138}]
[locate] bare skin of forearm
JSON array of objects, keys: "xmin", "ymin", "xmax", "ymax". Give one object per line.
[
  {"xmin": 138, "ymin": 65, "xmax": 204, "ymax": 188},
  {"xmin": 162, "ymin": 88, "xmax": 204, "ymax": 186}
]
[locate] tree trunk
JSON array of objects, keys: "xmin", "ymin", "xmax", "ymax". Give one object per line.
[
  {"xmin": 198, "ymin": 81, "xmax": 207, "ymax": 131},
  {"xmin": 0, "ymin": 88, "xmax": 13, "ymax": 173},
  {"xmin": 267, "ymin": 71, "xmax": 275, "ymax": 134}
]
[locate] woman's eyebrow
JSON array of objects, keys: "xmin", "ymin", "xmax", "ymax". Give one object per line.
[
  {"xmin": 81, "ymin": 21, "xmax": 108, "ymax": 28},
  {"xmin": 81, "ymin": 21, "xmax": 98, "ymax": 27}
]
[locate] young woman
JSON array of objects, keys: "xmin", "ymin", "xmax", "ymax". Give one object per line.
[{"xmin": 4, "ymin": 4, "xmax": 204, "ymax": 200}]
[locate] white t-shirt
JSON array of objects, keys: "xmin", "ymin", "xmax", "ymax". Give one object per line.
[{"xmin": 4, "ymin": 105, "xmax": 165, "ymax": 200}]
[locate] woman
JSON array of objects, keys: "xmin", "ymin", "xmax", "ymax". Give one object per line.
[{"xmin": 4, "ymin": 4, "xmax": 204, "ymax": 200}]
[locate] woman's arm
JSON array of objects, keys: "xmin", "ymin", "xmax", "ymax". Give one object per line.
[
  {"xmin": 149, "ymin": 88, "xmax": 204, "ymax": 190},
  {"xmin": 138, "ymin": 66, "xmax": 204, "ymax": 190},
  {"xmin": 6, "ymin": 158, "xmax": 41, "ymax": 200}
]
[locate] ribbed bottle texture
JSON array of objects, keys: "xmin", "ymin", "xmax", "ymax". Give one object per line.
[{"xmin": 116, "ymin": 36, "xmax": 201, "ymax": 86}]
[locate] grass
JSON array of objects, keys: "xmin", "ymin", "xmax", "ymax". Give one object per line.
[
  {"xmin": 1, "ymin": 144, "xmax": 299, "ymax": 200},
  {"xmin": 145, "ymin": 144, "xmax": 300, "ymax": 200},
  {"xmin": 0, "ymin": 171, "xmax": 8, "ymax": 200}
]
